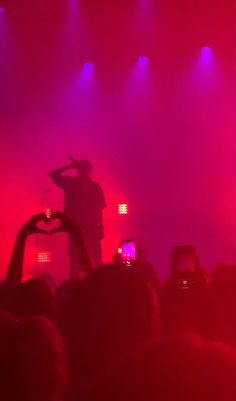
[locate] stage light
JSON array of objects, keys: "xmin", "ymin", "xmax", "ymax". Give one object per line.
[
  {"xmin": 200, "ymin": 47, "xmax": 213, "ymax": 63},
  {"xmin": 73, "ymin": 62, "xmax": 95, "ymax": 93},
  {"xmin": 83, "ymin": 62, "xmax": 94, "ymax": 73},
  {"xmin": 69, "ymin": 0, "xmax": 78, "ymax": 11},
  {"xmin": 118, "ymin": 203, "xmax": 128, "ymax": 215},
  {"xmin": 201, "ymin": 46, "xmax": 212, "ymax": 56},
  {"xmin": 0, "ymin": 8, "xmax": 5, "ymax": 13},
  {"xmin": 138, "ymin": 55, "xmax": 149, "ymax": 65},
  {"xmin": 37, "ymin": 252, "xmax": 51, "ymax": 263}
]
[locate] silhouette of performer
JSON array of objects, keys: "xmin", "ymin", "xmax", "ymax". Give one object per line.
[{"xmin": 49, "ymin": 158, "xmax": 106, "ymax": 276}]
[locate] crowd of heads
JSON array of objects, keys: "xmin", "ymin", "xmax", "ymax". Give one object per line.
[{"xmin": 0, "ymin": 212, "xmax": 235, "ymax": 401}]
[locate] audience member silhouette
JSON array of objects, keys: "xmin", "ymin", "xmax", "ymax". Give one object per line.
[
  {"xmin": 59, "ymin": 264, "xmax": 160, "ymax": 400},
  {"xmin": 160, "ymin": 246, "xmax": 211, "ymax": 337},
  {"xmin": 0, "ymin": 310, "xmax": 67, "ymax": 401},
  {"xmin": 1, "ymin": 212, "xmax": 235, "ymax": 401},
  {"xmin": 86, "ymin": 333, "xmax": 236, "ymax": 401},
  {"xmin": 9, "ymin": 278, "xmax": 58, "ymax": 321},
  {"xmin": 210, "ymin": 263, "xmax": 236, "ymax": 348}
]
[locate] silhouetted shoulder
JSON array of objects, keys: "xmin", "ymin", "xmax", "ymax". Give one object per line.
[
  {"xmin": 92, "ymin": 181, "xmax": 106, "ymax": 209},
  {"xmin": 49, "ymin": 174, "xmax": 74, "ymax": 189}
]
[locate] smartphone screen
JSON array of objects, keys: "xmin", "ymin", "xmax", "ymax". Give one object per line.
[
  {"xmin": 173, "ymin": 246, "xmax": 196, "ymax": 272},
  {"xmin": 120, "ymin": 240, "xmax": 136, "ymax": 266},
  {"xmin": 176, "ymin": 255, "xmax": 196, "ymax": 272},
  {"xmin": 176, "ymin": 277, "xmax": 194, "ymax": 290}
]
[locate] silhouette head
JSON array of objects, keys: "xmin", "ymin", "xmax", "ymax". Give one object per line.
[
  {"xmin": 76, "ymin": 159, "xmax": 92, "ymax": 176},
  {"xmin": 89, "ymin": 334, "xmax": 236, "ymax": 401},
  {"xmin": 0, "ymin": 310, "xmax": 67, "ymax": 401},
  {"xmin": 10, "ymin": 279, "xmax": 57, "ymax": 321}
]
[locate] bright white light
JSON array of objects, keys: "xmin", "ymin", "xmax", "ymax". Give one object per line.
[
  {"xmin": 118, "ymin": 203, "xmax": 128, "ymax": 215},
  {"xmin": 45, "ymin": 208, "xmax": 52, "ymax": 219},
  {"xmin": 37, "ymin": 252, "xmax": 51, "ymax": 263}
]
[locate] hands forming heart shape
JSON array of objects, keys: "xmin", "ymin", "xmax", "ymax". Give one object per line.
[
  {"xmin": 7, "ymin": 210, "xmax": 92, "ymax": 285},
  {"xmin": 36, "ymin": 216, "xmax": 61, "ymax": 235},
  {"xmin": 21, "ymin": 211, "xmax": 76, "ymax": 236}
]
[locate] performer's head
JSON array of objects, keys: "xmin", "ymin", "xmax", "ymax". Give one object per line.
[{"xmin": 76, "ymin": 159, "xmax": 92, "ymax": 176}]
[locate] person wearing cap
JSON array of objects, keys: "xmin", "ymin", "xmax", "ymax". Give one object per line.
[{"xmin": 49, "ymin": 157, "xmax": 106, "ymax": 276}]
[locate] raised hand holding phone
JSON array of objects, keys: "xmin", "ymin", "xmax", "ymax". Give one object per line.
[{"xmin": 120, "ymin": 239, "xmax": 136, "ymax": 266}]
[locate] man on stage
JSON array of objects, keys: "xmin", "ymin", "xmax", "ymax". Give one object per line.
[{"xmin": 49, "ymin": 157, "xmax": 106, "ymax": 277}]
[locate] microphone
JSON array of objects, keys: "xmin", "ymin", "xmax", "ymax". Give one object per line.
[{"xmin": 67, "ymin": 154, "xmax": 77, "ymax": 163}]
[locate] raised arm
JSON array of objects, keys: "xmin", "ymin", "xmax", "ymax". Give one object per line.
[
  {"xmin": 6, "ymin": 211, "xmax": 93, "ymax": 286},
  {"xmin": 50, "ymin": 211, "xmax": 93, "ymax": 276},
  {"xmin": 49, "ymin": 163, "xmax": 75, "ymax": 188},
  {"xmin": 6, "ymin": 214, "xmax": 48, "ymax": 286}
]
